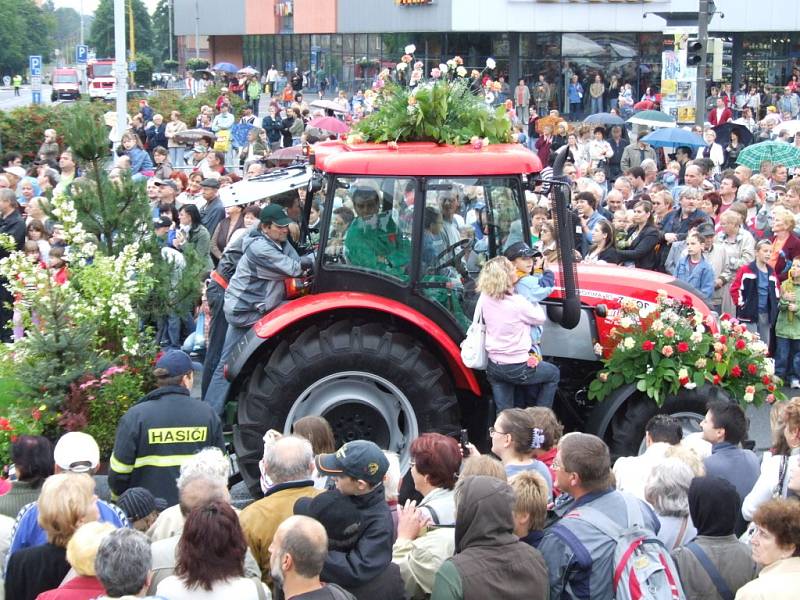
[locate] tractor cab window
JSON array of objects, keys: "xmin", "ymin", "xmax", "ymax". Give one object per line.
[
  {"xmin": 419, "ymin": 177, "xmax": 527, "ymax": 330},
  {"xmin": 322, "ymin": 177, "xmax": 414, "ymax": 283}
]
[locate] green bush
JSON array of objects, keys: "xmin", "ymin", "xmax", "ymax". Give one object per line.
[
  {"xmin": 163, "ymin": 59, "xmax": 179, "ymax": 72},
  {"xmin": 133, "ymin": 53, "xmax": 155, "ymax": 88},
  {"xmin": 186, "ymin": 58, "xmax": 209, "ymax": 71},
  {"xmin": 129, "ymin": 85, "xmax": 246, "ymax": 131}
]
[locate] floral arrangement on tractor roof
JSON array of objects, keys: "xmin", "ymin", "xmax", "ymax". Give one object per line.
[
  {"xmin": 587, "ymin": 290, "xmax": 785, "ymax": 408},
  {"xmin": 352, "ymin": 44, "xmax": 512, "ymax": 146}
]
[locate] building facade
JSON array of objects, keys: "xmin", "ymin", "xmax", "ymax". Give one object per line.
[{"xmin": 174, "ymin": 0, "xmax": 800, "ymax": 105}]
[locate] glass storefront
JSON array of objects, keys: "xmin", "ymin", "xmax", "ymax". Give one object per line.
[{"xmin": 242, "ymin": 31, "xmax": 797, "ymax": 101}]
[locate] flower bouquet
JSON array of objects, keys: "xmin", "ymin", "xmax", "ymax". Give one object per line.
[
  {"xmin": 352, "ymin": 45, "xmax": 511, "ymax": 146},
  {"xmin": 588, "ymin": 290, "xmax": 785, "ymax": 408}
]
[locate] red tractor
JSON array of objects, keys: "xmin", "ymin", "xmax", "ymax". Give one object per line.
[{"xmin": 221, "ymin": 141, "xmax": 713, "ymax": 495}]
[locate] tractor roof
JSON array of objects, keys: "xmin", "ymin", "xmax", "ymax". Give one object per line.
[{"xmin": 312, "ymin": 141, "xmax": 542, "ymax": 177}]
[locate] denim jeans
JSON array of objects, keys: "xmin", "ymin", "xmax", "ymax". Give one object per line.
[
  {"xmin": 486, "ymin": 359, "xmax": 560, "ymax": 414},
  {"xmin": 569, "ymin": 102, "xmax": 582, "ymax": 117},
  {"xmin": 168, "ymin": 147, "xmax": 184, "ymax": 167},
  {"xmin": 590, "ymin": 97, "xmax": 603, "ymax": 114},
  {"xmin": 745, "ymin": 313, "xmax": 772, "ymax": 347},
  {"xmin": 775, "ymin": 337, "xmax": 800, "ymax": 381},
  {"xmin": 202, "ymin": 281, "xmax": 227, "ymax": 398},
  {"xmin": 203, "ymin": 323, "xmax": 250, "ymax": 416}
]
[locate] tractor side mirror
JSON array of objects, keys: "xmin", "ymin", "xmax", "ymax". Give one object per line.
[{"xmin": 308, "ymin": 173, "xmax": 323, "ymax": 195}]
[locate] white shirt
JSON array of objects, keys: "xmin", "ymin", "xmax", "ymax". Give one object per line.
[
  {"xmin": 156, "ymin": 575, "xmax": 271, "ymax": 600},
  {"xmin": 613, "ymin": 442, "xmax": 672, "ymax": 501},
  {"xmin": 742, "ymin": 452, "xmax": 800, "ymax": 521}
]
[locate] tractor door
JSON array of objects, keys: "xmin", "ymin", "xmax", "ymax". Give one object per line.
[{"xmin": 416, "ymin": 176, "xmax": 529, "ymax": 330}]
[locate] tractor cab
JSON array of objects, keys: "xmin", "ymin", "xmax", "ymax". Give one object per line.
[{"xmin": 305, "ymin": 140, "xmax": 540, "ymax": 338}]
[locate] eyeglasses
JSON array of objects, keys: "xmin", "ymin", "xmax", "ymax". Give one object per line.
[{"xmin": 488, "ymin": 426, "xmax": 508, "ymax": 436}]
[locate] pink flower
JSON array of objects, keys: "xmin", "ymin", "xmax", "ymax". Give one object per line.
[
  {"xmin": 663, "ymin": 327, "xmax": 675, "ymax": 338},
  {"xmin": 661, "ymin": 345, "xmax": 674, "ymax": 357},
  {"xmin": 430, "ymin": 68, "xmax": 442, "ymax": 79}
]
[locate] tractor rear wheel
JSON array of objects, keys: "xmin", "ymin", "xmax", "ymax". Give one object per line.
[{"xmin": 233, "ymin": 320, "xmax": 460, "ymax": 497}]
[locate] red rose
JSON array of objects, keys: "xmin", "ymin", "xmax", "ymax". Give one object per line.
[
  {"xmin": 735, "ymin": 339, "xmax": 746, "ymax": 350},
  {"xmin": 763, "ymin": 375, "xmax": 772, "ymax": 385},
  {"xmin": 721, "ymin": 313, "xmax": 732, "ymax": 321},
  {"xmin": 642, "ymin": 340, "xmax": 655, "ymax": 351},
  {"xmin": 713, "ymin": 374, "xmax": 722, "ymax": 385},
  {"xmin": 0, "ymin": 418, "xmax": 11, "ymax": 431},
  {"xmin": 731, "ymin": 365, "xmax": 742, "ymax": 377},
  {"xmin": 677, "ymin": 342, "xmax": 689, "ymax": 353},
  {"xmin": 719, "ymin": 335, "xmax": 727, "ymax": 344},
  {"xmin": 747, "ymin": 364, "xmax": 758, "ymax": 375},
  {"xmin": 768, "ymin": 384, "xmax": 776, "ymax": 392}
]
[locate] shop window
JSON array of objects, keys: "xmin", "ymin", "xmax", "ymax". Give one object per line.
[
  {"xmin": 355, "ymin": 34, "xmax": 368, "ymax": 55},
  {"xmin": 343, "ymin": 35, "xmax": 355, "ymax": 53}
]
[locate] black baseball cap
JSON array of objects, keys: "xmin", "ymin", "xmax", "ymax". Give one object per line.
[
  {"xmin": 316, "ymin": 440, "xmax": 389, "ymax": 486},
  {"xmin": 259, "ymin": 204, "xmax": 294, "ymax": 226},
  {"xmin": 503, "ymin": 241, "xmax": 536, "ymax": 261},
  {"xmin": 153, "ymin": 216, "xmax": 172, "ymax": 229},
  {"xmin": 155, "ymin": 349, "xmax": 202, "ymax": 377},
  {"xmin": 294, "ymin": 491, "xmax": 362, "ymax": 543}
]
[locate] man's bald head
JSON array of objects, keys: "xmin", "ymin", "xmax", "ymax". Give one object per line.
[
  {"xmin": 273, "ymin": 516, "xmax": 328, "ymax": 578},
  {"xmin": 606, "ymin": 189, "xmax": 625, "ymax": 212},
  {"xmin": 178, "ymin": 473, "xmax": 230, "ymax": 516}
]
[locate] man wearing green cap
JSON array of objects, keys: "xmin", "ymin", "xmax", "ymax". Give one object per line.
[{"xmin": 204, "ymin": 203, "xmax": 314, "ymax": 412}]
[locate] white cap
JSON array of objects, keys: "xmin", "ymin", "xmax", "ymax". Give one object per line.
[
  {"xmin": 4, "ymin": 166, "xmax": 25, "ymax": 179},
  {"xmin": 54, "ymin": 432, "xmax": 100, "ymax": 473}
]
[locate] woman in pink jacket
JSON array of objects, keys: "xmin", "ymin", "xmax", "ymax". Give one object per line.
[{"xmin": 476, "ymin": 256, "xmax": 560, "ymax": 413}]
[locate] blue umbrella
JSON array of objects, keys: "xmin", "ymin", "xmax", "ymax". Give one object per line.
[
  {"xmin": 212, "ymin": 62, "xmax": 239, "ymax": 74},
  {"xmin": 640, "ymin": 128, "xmax": 706, "ymax": 149}
]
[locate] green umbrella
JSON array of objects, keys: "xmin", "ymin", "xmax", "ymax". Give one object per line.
[
  {"xmin": 736, "ymin": 141, "xmax": 800, "ymax": 171},
  {"xmin": 627, "ymin": 110, "xmax": 676, "ymax": 128}
]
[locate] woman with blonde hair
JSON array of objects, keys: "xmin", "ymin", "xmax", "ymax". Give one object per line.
[
  {"xmin": 36, "ymin": 521, "xmax": 116, "ymax": 600},
  {"xmin": 477, "ymin": 256, "xmax": 560, "ymax": 412},
  {"xmin": 5, "ymin": 473, "xmax": 100, "ymax": 600}
]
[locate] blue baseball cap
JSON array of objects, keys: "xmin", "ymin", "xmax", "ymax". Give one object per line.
[
  {"xmin": 155, "ymin": 350, "xmax": 202, "ymax": 377},
  {"xmin": 316, "ymin": 440, "xmax": 389, "ymax": 486}
]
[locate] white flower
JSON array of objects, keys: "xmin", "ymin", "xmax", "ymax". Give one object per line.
[
  {"xmin": 404, "ymin": 44, "xmax": 416, "ymax": 55},
  {"xmin": 456, "ymin": 66, "xmax": 467, "ymax": 77},
  {"xmin": 396, "ymin": 62, "xmax": 408, "ymax": 72},
  {"xmin": 619, "ymin": 317, "xmax": 633, "ymax": 329},
  {"xmin": 651, "ymin": 320, "xmax": 665, "ymax": 332},
  {"xmin": 678, "ymin": 368, "xmax": 689, "ymax": 380},
  {"xmin": 594, "ymin": 343, "xmax": 603, "ymax": 356},
  {"xmin": 690, "ymin": 331, "xmax": 703, "ymax": 343},
  {"xmin": 752, "ymin": 341, "xmax": 768, "ymax": 356},
  {"xmin": 439, "ymin": 63, "xmax": 448, "ymax": 74},
  {"xmin": 486, "ymin": 57, "xmax": 496, "ymax": 70},
  {"xmin": 684, "ymin": 382, "xmax": 697, "ymax": 389},
  {"xmin": 765, "ymin": 358, "xmax": 775, "ymax": 375},
  {"xmin": 623, "ymin": 337, "xmax": 635, "ymax": 350},
  {"xmin": 743, "ymin": 392, "xmax": 754, "ymax": 403}
]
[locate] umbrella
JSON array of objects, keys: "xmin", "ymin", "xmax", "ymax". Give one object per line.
[
  {"xmin": 308, "ymin": 116, "xmax": 349, "ymax": 134},
  {"xmin": 266, "ymin": 145, "xmax": 306, "ymax": 165},
  {"xmin": 583, "ymin": 112, "xmax": 626, "ymax": 127},
  {"xmin": 535, "ymin": 114, "xmax": 566, "ymax": 135},
  {"xmin": 713, "ymin": 122, "xmax": 754, "ymax": 148},
  {"xmin": 627, "ymin": 110, "xmax": 676, "ymax": 128},
  {"xmin": 777, "ymin": 120, "xmax": 800, "ymax": 137},
  {"xmin": 174, "ymin": 128, "xmax": 216, "ymax": 145},
  {"xmin": 238, "ymin": 66, "xmax": 259, "ymax": 76},
  {"xmin": 640, "ymin": 128, "xmax": 706, "ymax": 149},
  {"xmin": 212, "ymin": 62, "xmax": 239, "ymax": 74},
  {"xmin": 305, "ymin": 127, "xmax": 340, "ymax": 143},
  {"xmin": 309, "ymin": 99, "xmax": 348, "ymax": 114},
  {"xmin": 736, "ymin": 141, "xmax": 800, "ymax": 171}
]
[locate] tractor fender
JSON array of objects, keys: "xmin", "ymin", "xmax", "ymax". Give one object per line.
[
  {"xmin": 224, "ymin": 291, "xmax": 482, "ymax": 396},
  {"xmin": 585, "ymin": 382, "xmax": 640, "ymax": 439}
]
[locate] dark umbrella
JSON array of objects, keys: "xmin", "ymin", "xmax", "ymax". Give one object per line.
[
  {"xmin": 174, "ymin": 129, "xmax": 217, "ymax": 145},
  {"xmin": 583, "ymin": 112, "xmax": 626, "ymax": 127},
  {"xmin": 212, "ymin": 62, "xmax": 239, "ymax": 74},
  {"xmin": 265, "ymin": 145, "xmax": 307, "ymax": 167},
  {"xmin": 713, "ymin": 122, "xmax": 754, "ymax": 148}
]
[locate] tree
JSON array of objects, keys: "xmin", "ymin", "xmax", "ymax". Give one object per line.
[
  {"xmin": 0, "ymin": 0, "xmax": 55, "ymax": 75},
  {"xmin": 89, "ymin": 0, "xmax": 153, "ymax": 61},
  {"xmin": 132, "ymin": 53, "xmax": 153, "ymax": 87},
  {"xmin": 151, "ymin": 0, "xmax": 176, "ymax": 68}
]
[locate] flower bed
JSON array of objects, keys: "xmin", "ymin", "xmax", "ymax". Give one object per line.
[{"xmin": 588, "ymin": 291, "xmax": 784, "ymax": 408}]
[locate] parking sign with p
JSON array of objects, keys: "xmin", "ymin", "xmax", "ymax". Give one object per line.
[{"xmin": 29, "ymin": 55, "xmax": 42, "ymax": 76}]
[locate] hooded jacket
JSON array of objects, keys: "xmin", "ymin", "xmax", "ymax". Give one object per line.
[
  {"xmin": 223, "ymin": 226, "xmax": 304, "ymax": 328},
  {"xmin": 430, "ymin": 476, "xmax": 548, "ymax": 600},
  {"xmin": 729, "ymin": 261, "xmax": 780, "ymax": 323}
]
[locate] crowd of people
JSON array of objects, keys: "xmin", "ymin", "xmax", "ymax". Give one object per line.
[{"xmin": 2, "ymin": 396, "xmax": 800, "ymax": 599}]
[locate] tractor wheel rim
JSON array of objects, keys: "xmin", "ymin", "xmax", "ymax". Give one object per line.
[
  {"xmin": 286, "ymin": 371, "xmax": 419, "ymax": 471},
  {"xmin": 637, "ymin": 410, "xmax": 704, "ymax": 455}
]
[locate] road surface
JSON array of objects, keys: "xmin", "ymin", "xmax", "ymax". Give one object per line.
[{"xmin": 0, "ymin": 85, "xmax": 55, "ymax": 110}]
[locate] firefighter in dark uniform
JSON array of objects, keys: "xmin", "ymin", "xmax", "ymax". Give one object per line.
[{"xmin": 109, "ymin": 350, "xmax": 225, "ymax": 506}]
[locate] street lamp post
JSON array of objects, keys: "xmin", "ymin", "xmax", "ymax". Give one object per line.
[
  {"xmin": 694, "ymin": 0, "xmax": 713, "ymax": 126},
  {"xmin": 168, "ymin": 0, "xmax": 174, "ymax": 62},
  {"xmin": 113, "ymin": 0, "xmax": 128, "ymax": 148},
  {"xmin": 195, "ymin": 0, "xmax": 200, "ymax": 60}
]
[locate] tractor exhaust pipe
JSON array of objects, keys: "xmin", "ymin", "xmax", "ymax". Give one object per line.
[{"xmin": 549, "ymin": 146, "xmax": 581, "ymax": 330}]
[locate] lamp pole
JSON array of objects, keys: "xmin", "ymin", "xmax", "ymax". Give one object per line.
[
  {"xmin": 168, "ymin": 0, "xmax": 174, "ymax": 62},
  {"xmin": 113, "ymin": 0, "xmax": 128, "ymax": 147},
  {"xmin": 694, "ymin": 0, "xmax": 713, "ymax": 126},
  {"xmin": 195, "ymin": 0, "xmax": 200, "ymax": 60}
]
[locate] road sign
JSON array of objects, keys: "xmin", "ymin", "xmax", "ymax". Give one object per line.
[
  {"xmin": 129, "ymin": 61, "xmax": 137, "ymax": 72},
  {"xmin": 76, "ymin": 45, "xmax": 88, "ymax": 64},
  {"xmin": 31, "ymin": 72, "xmax": 42, "ymax": 104},
  {"xmin": 29, "ymin": 55, "xmax": 42, "ymax": 76},
  {"xmin": 32, "ymin": 91, "xmax": 41, "ymax": 105}
]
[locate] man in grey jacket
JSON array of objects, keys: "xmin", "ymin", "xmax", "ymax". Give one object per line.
[
  {"xmin": 204, "ymin": 204, "xmax": 312, "ymax": 411},
  {"xmin": 538, "ymin": 433, "xmax": 662, "ymax": 600}
]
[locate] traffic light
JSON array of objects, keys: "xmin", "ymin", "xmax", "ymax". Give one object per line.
[
  {"xmin": 711, "ymin": 38, "xmax": 733, "ymax": 81},
  {"xmin": 687, "ymin": 40, "xmax": 704, "ymax": 66}
]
